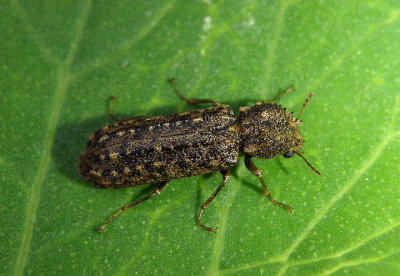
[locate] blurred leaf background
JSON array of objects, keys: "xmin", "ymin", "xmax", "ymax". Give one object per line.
[{"xmin": 1, "ymin": 0, "xmax": 400, "ymax": 275}]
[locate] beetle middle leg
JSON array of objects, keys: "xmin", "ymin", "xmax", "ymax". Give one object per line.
[
  {"xmin": 244, "ymin": 154, "xmax": 292, "ymax": 212},
  {"xmin": 107, "ymin": 96, "xmax": 147, "ymax": 122},
  {"xmin": 97, "ymin": 181, "xmax": 170, "ymax": 232},
  {"xmin": 197, "ymin": 169, "xmax": 230, "ymax": 233},
  {"xmin": 256, "ymin": 86, "xmax": 295, "ymax": 104},
  {"xmin": 169, "ymin": 78, "xmax": 220, "ymax": 106}
]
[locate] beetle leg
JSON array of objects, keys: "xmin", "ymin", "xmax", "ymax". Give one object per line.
[
  {"xmin": 197, "ymin": 169, "xmax": 230, "ymax": 233},
  {"xmin": 272, "ymin": 86, "xmax": 295, "ymax": 102},
  {"xmin": 244, "ymin": 154, "xmax": 292, "ymax": 212},
  {"xmin": 107, "ymin": 96, "xmax": 147, "ymax": 122},
  {"xmin": 256, "ymin": 86, "xmax": 296, "ymax": 104},
  {"xmin": 97, "ymin": 181, "xmax": 170, "ymax": 232},
  {"xmin": 169, "ymin": 78, "xmax": 220, "ymax": 106}
]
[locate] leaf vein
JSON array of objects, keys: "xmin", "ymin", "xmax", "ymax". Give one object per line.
[
  {"xmin": 73, "ymin": 0, "xmax": 176, "ymax": 80},
  {"xmin": 258, "ymin": 0, "xmax": 292, "ymax": 98},
  {"xmin": 274, "ymin": 114, "xmax": 400, "ymax": 276},
  {"xmin": 208, "ymin": 166, "xmax": 244, "ymax": 276},
  {"xmin": 306, "ymin": 12, "xmax": 400, "ymax": 92},
  {"xmin": 12, "ymin": 1, "xmax": 93, "ymax": 275},
  {"xmin": 288, "ymin": 220, "xmax": 400, "ymax": 267},
  {"xmin": 317, "ymin": 251, "xmax": 400, "ymax": 276},
  {"xmin": 117, "ymin": 193, "xmax": 190, "ymax": 275},
  {"xmin": 10, "ymin": 0, "xmax": 61, "ymax": 66},
  {"xmin": 220, "ymin": 99, "xmax": 400, "ymax": 275}
]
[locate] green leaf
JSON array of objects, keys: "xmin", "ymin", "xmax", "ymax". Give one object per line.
[{"xmin": 2, "ymin": 0, "xmax": 400, "ymax": 275}]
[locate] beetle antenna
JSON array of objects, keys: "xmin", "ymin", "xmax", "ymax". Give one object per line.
[
  {"xmin": 295, "ymin": 152, "xmax": 320, "ymax": 175},
  {"xmin": 297, "ymin": 92, "xmax": 314, "ymax": 120}
]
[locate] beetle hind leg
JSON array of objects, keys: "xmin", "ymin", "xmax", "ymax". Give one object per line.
[{"xmin": 97, "ymin": 181, "xmax": 170, "ymax": 232}]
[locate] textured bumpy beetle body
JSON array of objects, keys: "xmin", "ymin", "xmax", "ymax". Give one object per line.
[
  {"xmin": 78, "ymin": 79, "xmax": 319, "ymax": 232},
  {"xmin": 79, "ymin": 103, "xmax": 302, "ymax": 187},
  {"xmin": 79, "ymin": 105, "xmax": 240, "ymax": 188}
]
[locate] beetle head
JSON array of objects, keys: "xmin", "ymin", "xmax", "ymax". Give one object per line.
[
  {"xmin": 237, "ymin": 92, "xmax": 320, "ymax": 175},
  {"xmin": 238, "ymin": 103, "xmax": 303, "ymax": 159}
]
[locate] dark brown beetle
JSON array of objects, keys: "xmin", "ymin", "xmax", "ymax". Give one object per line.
[{"xmin": 78, "ymin": 79, "xmax": 320, "ymax": 232}]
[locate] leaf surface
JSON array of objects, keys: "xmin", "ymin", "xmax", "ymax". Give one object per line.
[{"xmin": 1, "ymin": 1, "xmax": 400, "ymax": 275}]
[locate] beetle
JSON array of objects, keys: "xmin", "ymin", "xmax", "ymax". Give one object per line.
[{"xmin": 78, "ymin": 79, "xmax": 320, "ymax": 232}]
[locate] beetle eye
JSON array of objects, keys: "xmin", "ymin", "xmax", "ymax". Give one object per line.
[{"xmin": 283, "ymin": 151, "xmax": 294, "ymax": 158}]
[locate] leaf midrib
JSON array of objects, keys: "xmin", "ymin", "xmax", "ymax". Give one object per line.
[{"xmin": 12, "ymin": 0, "xmax": 93, "ymax": 275}]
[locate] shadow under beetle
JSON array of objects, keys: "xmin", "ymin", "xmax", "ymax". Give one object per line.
[{"xmin": 78, "ymin": 79, "xmax": 320, "ymax": 233}]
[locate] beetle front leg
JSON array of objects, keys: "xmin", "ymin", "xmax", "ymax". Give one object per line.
[
  {"xmin": 256, "ymin": 86, "xmax": 295, "ymax": 104},
  {"xmin": 197, "ymin": 169, "xmax": 230, "ymax": 233},
  {"xmin": 244, "ymin": 155, "xmax": 292, "ymax": 212}
]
